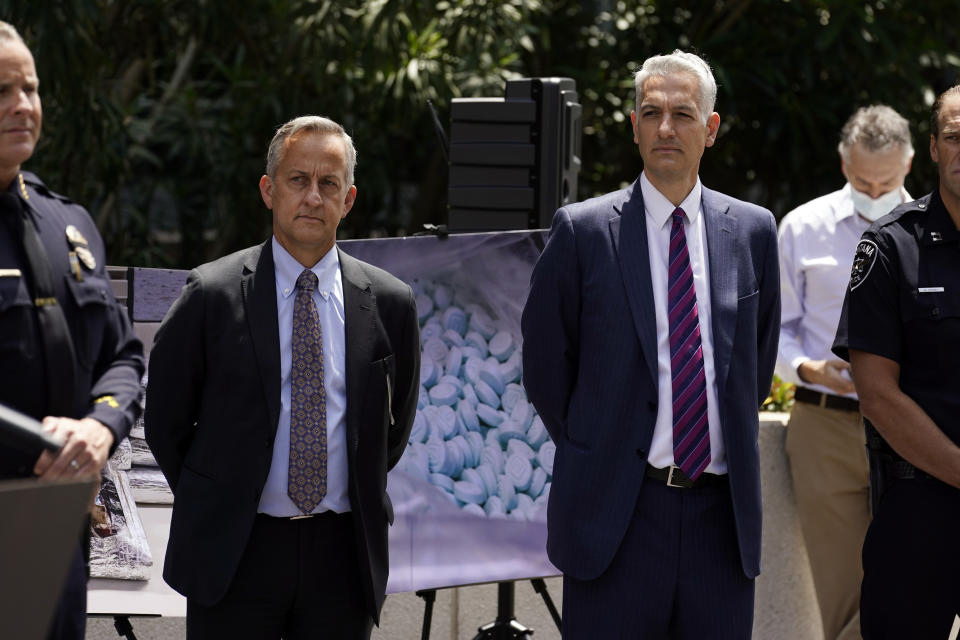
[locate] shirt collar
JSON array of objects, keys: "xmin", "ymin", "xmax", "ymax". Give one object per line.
[
  {"xmin": 640, "ymin": 171, "xmax": 702, "ymax": 228},
  {"xmin": 272, "ymin": 236, "xmax": 340, "ymax": 300}
]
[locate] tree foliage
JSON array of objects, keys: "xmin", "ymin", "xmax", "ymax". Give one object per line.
[{"xmin": 2, "ymin": 1, "xmax": 957, "ymax": 267}]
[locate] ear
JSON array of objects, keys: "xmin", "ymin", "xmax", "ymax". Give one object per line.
[
  {"xmin": 630, "ymin": 110, "xmax": 639, "ymax": 144},
  {"xmin": 930, "ymin": 134, "xmax": 939, "ymax": 164},
  {"xmin": 259, "ymin": 175, "xmax": 273, "ymax": 209},
  {"xmin": 341, "ymin": 185, "xmax": 357, "ymax": 219},
  {"xmin": 704, "ymin": 112, "xmax": 720, "ymax": 147},
  {"xmin": 839, "ymin": 152, "xmax": 849, "ymax": 181}
]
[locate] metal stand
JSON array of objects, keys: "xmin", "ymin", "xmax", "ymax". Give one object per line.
[
  {"xmin": 472, "ymin": 582, "xmax": 534, "ymax": 639},
  {"xmin": 113, "ymin": 615, "xmax": 138, "ymax": 639},
  {"xmin": 417, "ymin": 589, "xmax": 437, "ymax": 640},
  {"xmin": 530, "ymin": 578, "xmax": 561, "ymax": 632}
]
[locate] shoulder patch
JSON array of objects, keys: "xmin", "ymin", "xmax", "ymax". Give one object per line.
[{"xmin": 849, "ymin": 240, "xmax": 879, "ymax": 290}]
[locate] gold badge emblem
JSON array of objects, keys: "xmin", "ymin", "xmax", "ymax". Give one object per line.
[
  {"xmin": 75, "ymin": 246, "xmax": 97, "ymax": 270},
  {"xmin": 65, "ymin": 225, "xmax": 89, "ymax": 247}
]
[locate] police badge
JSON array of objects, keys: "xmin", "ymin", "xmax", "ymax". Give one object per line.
[{"xmin": 849, "ymin": 239, "xmax": 879, "ymax": 290}]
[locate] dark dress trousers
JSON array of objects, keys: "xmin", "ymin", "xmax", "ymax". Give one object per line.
[
  {"xmin": 144, "ymin": 239, "xmax": 419, "ymax": 625},
  {"xmin": 521, "ymin": 178, "xmax": 779, "ymax": 634}
]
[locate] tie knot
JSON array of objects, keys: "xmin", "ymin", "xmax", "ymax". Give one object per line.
[
  {"xmin": 296, "ymin": 269, "xmax": 318, "ymax": 293},
  {"xmin": 672, "ymin": 207, "xmax": 685, "ymax": 224}
]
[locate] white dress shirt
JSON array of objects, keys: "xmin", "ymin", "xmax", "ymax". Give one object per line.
[
  {"xmin": 641, "ymin": 173, "xmax": 726, "ymax": 475},
  {"xmin": 258, "ymin": 237, "xmax": 351, "ymax": 516},
  {"xmin": 776, "ymin": 183, "xmax": 910, "ymax": 397}
]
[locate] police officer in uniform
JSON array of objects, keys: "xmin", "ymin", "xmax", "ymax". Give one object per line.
[
  {"xmin": 833, "ymin": 84, "xmax": 960, "ymax": 638},
  {"xmin": 0, "ymin": 21, "xmax": 144, "ymax": 639}
]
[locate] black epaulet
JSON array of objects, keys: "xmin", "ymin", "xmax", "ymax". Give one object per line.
[
  {"xmin": 19, "ymin": 170, "xmax": 77, "ymax": 205},
  {"xmin": 871, "ymin": 192, "xmax": 932, "ymax": 230}
]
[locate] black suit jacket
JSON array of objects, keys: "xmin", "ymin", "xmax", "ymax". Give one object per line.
[{"xmin": 144, "ymin": 239, "xmax": 419, "ymax": 622}]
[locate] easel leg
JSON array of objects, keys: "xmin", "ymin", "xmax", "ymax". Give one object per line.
[
  {"xmin": 530, "ymin": 578, "xmax": 561, "ymax": 632},
  {"xmin": 416, "ymin": 589, "xmax": 437, "ymax": 640},
  {"xmin": 113, "ymin": 615, "xmax": 137, "ymax": 639}
]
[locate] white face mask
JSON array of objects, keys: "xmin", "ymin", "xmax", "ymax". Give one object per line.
[{"xmin": 849, "ymin": 186, "xmax": 903, "ymax": 222}]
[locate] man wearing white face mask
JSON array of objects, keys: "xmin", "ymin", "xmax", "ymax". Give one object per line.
[{"xmin": 777, "ymin": 104, "xmax": 913, "ymax": 640}]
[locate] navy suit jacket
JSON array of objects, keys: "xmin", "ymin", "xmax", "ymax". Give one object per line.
[
  {"xmin": 145, "ymin": 240, "xmax": 420, "ymax": 623},
  {"xmin": 521, "ymin": 177, "xmax": 779, "ymax": 580}
]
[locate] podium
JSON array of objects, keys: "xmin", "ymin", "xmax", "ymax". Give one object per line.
[{"xmin": 0, "ymin": 477, "xmax": 97, "ymax": 639}]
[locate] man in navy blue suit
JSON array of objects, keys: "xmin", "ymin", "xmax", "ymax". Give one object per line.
[{"xmin": 521, "ymin": 50, "xmax": 780, "ymax": 638}]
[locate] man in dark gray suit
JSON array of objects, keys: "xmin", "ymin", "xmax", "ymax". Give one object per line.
[
  {"xmin": 521, "ymin": 50, "xmax": 780, "ymax": 638},
  {"xmin": 146, "ymin": 116, "xmax": 420, "ymax": 639}
]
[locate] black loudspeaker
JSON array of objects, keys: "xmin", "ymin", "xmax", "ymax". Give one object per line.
[{"xmin": 447, "ymin": 78, "xmax": 581, "ymax": 232}]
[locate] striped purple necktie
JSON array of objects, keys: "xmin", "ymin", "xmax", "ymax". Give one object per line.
[
  {"xmin": 668, "ymin": 207, "xmax": 711, "ymax": 481},
  {"xmin": 288, "ymin": 269, "xmax": 328, "ymax": 514}
]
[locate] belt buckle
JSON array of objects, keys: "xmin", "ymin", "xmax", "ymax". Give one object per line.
[
  {"xmin": 666, "ymin": 465, "xmax": 686, "ymax": 488},
  {"xmin": 290, "ymin": 513, "xmax": 315, "ymax": 520}
]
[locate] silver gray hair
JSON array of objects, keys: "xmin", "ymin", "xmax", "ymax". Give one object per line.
[
  {"xmin": 0, "ymin": 21, "xmax": 27, "ymax": 46},
  {"xmin": 838, "ymin": 105, "xmax": 913, "ymax": 165},
  {"xmin": 265, "ymin": 115, "xmax": 356, "ymax": 185},
  {"xmin": 634, "ymin": 50, "xmax": 717, "ymax": 124}
]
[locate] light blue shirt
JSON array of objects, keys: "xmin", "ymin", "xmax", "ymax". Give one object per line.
[
  {"xmin": 258, "ymin": 237, "xmax": 351, "ymax": 516},
  {"xmin": 640, "ymin": 172, "xmax": 726, "ymax": 475}
]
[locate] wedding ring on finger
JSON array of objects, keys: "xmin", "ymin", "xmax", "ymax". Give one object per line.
[{"xmin": 70, "ymin": 459, "xmax": 80, "ymax": 471}]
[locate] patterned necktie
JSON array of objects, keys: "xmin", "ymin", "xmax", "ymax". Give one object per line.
[
  {"xmin": 288, "ymin": 269, "xmax": 327, "ymax": 514},
  {"xmin": 668, "ymin": 207, "xmax": 711, "ymax": 481}
]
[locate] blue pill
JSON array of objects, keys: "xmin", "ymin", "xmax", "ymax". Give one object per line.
[
  {"xmin": 499, "ymin": 353, "xmax": 522, "ymax": 384},
  {"xmin": 505, "ymin": 454, "xmax": 533, "ymax": 492},
  {"xmin": 498, "ymin": 474, "xmax": 518, "ymax": 510},
  {"xmin": 457, "ymin": 400, "xmax": 479, "ymax": 431},
  {"xmin": 452, "ymin": 435, "xmax": 476, "ymax": 468},
  {"xmin": 529, "ymin": 467, "xmax": 547, "ymax": 498},
  {"xmin": 537, "ymin": 441, "xmax": 555, "ymax": 476},
  {"xmin": 443, "ymin": 307, "xmax": 468, "ymax": 336},
  {"xmin": 444, "ymin": 440, "xmax": 465, "ymax": 476},
  {"xmin": 420, "ymin": 321, "xmax": 444, "ymax": 342},
  {"xmin": 510, "ymin": 401, "xmax": 534, "ymax": 431},
  {"xmin": 498, "ymin": 419, "xmax": 527, "ymax": 445},
  {"xmin": 516, "ymin": 493, "xmax": 535, "ymax": 514},
  {"xmin": 417, "ymin": 386, "xmax": 429, "ymax": 410},
  {"xmin": 443, "ymin": 346, "xmax": 463, "ymax": 377},
  {"xmin": 463, "ymin": 357, "xmax": 482, "ymax": 386},
  {"xmin": 476, "ymin": 403, "xmax": 504, "ymax": 426},
  {"xmin": 500, "ymin": 384, "xmax": 525, "ymax": 413},
  {"xmin": 483, "ymin": 445, "xmax": 505, "ymax": 474},
  {"xmin": 484, "ymin": 495, "xmax": 506, "ymax": 518},
  {"xmin": 488, "ymin": 331, "xmax": 515, "ymax": 362},
  {"xmin": 427, "ymin": 440, "xmax": 448, "ymax": 474},
  {"xmin": 469, "ymin": 311, "xmax": 497, "ymax": 340},
  {"xmin": 420, "ymin": 359, "xmax": 438, "ymax": 387},
  {"xmin": 436, "ymin": 406, "xmax": 458, "ymax": 439},
  {"xmin": 438, "ymin": 375, "xmax": 464, "ymax": 396},
  {"xmin": 423, "ymin": 337, "xmax": 449, "ymax": 363},
  {"xmin": 476, "ymin": 463, "xmax": 498, "ymax": 497},
  {"xmin": 508, "ymin": 509, "xmax": 526, "ymax": 522},
  {"xmin": 462, "ymin": 503, "xmax": 486, "ymax": 517},
  {"xmin": 466, "ymin": 432, "xmax": 484, "ymax": 460},
  {"xmin": 526, "ymin": 415, "xmax": 549, "ymax": 449},
  {"xmin": 442, "ymin": 329, "xmax": 465, "ymax": 348},
  {"xmin": 430, "ymin": 472, "xmax": 455, "ymax": 493},
  {"xmin": 507, "ymin": 439, "xmax": 535, "ymax": 461},
  {"xmin": 474, "ymin": 380, "xmax": 500, "ymax": 409},
  {"xmin": 479, "ymin": 361, "xmax": 506, "ymax": 395},
  {"xmin": 484, "ymin": 428, "xmax": 501, "ymax": 449},
  {"xmin": 415, "ymin": 293, "xmax": 434, "ymax": 322},
  {"xmin": 460, "ymin": 468, "xmax": 486, "ymax": 496},
  {"xmin": 454, "ymin": 480, "xmax": 485, "ymax": 505},
  {"xmin": 463, "ymin": 332, "xmax": 488, "ymax": 358},
  {"xmin": 409, "ymin": 411, "xmax": 428, "ymax": 444},
  {"xmin": 429, "ymin": 383, "xmax": 459, "ymax": 407},
  {"xmin": 433, "ymin": 284, "xmax": 453, "ymax": 311},
  {"xmin": 462, "ymin": 383, "xmax": 479, "ymax": 408}
]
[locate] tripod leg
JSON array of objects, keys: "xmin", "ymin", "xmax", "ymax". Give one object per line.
[
  {"xmin": 113, "ymin": 615, "xmax": 138, "ymax": 640},
  {"xmin": 416, "ymin": 589, "xmax": 437, "ymax": 640},
  {"xmin": 530, "ymin": 578, "xmax": 562, "ymax": 632}
]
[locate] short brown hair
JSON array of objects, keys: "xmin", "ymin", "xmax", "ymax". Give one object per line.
[{"xmin": 930, "ymin": 85, "xmax": 960, "ymax": 139}]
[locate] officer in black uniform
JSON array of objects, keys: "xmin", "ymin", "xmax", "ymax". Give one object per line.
[
  {"xmin": 832, "ymin": 84, "xmax": 960, "ymax": 639},
  {"xmin": 0, "ymin": 21, "xmax": 144, "ymax": 639}
]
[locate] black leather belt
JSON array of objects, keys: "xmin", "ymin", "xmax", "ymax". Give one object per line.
[
  {"xmin": 883, "ymin": 459, "xmax": 937, "ymax": 482},
  {"xmin": 794, "ymin": 386, "xmax": 860, "ymax": 413},
  {"xmin": 645, "ymin": 464, "xmax": 727, "ymax": 489}
]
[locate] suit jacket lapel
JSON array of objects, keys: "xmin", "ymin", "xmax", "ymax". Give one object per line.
[
  {"xmin": 338, "ymin": 247, "xmax": 375, "ymax": 456},
  {"xmin": 242, "ymin": 239, "xmax": 282, "ymax": 439},
  {"xmin": 613, "ymin": 179, "xmax": 659, "ymax": 384},
  {"xmin": 702, "ymin": 187, "xmax": 738, "ymax": 398}
]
